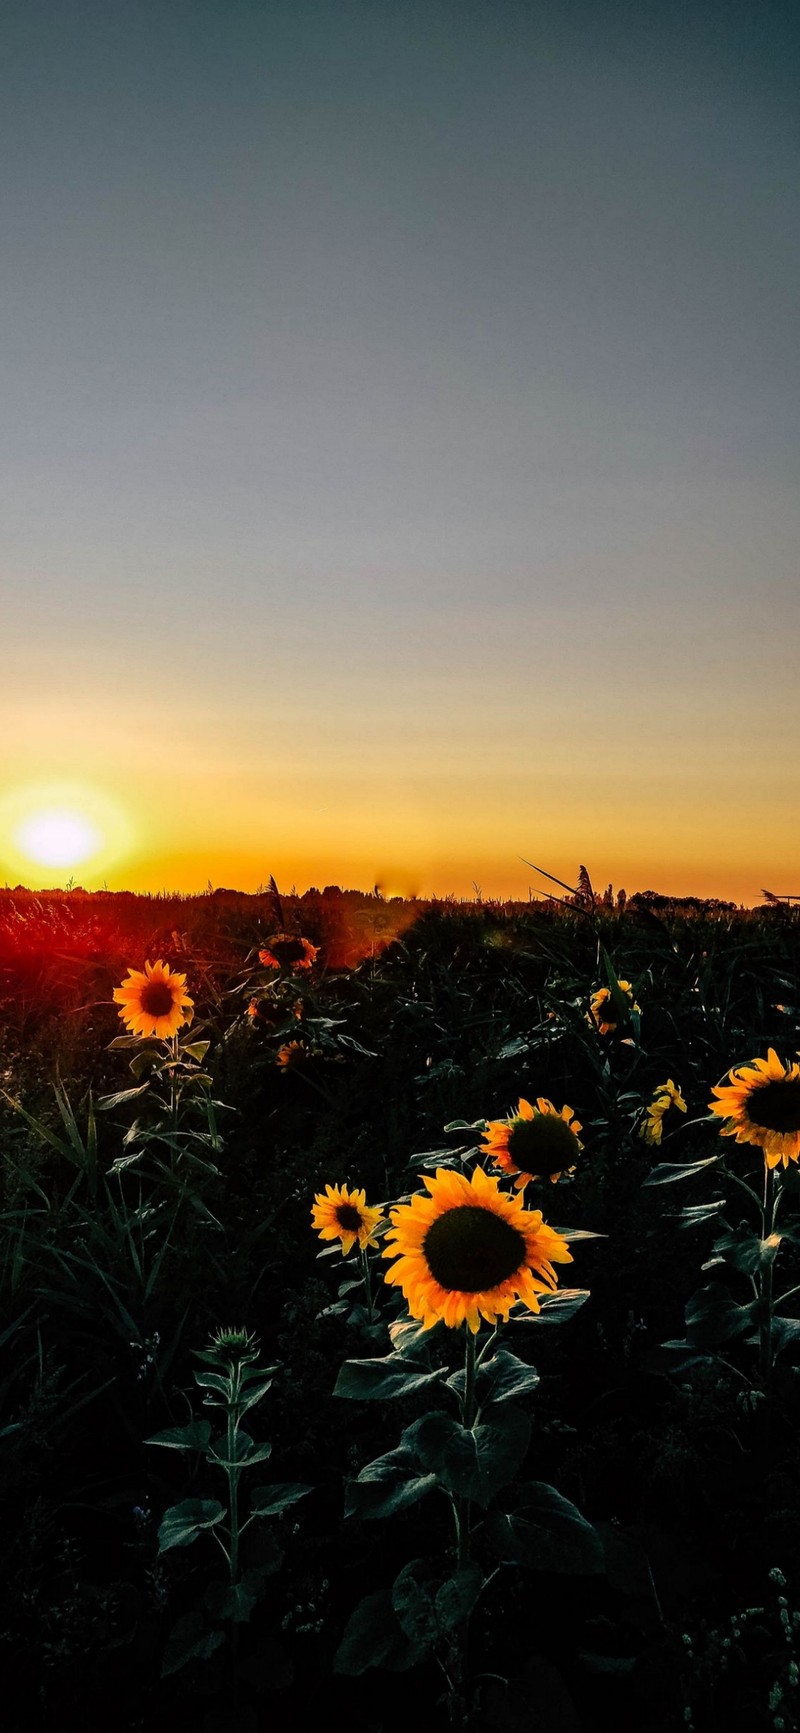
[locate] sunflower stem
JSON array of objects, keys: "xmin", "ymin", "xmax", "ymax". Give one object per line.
[
  {"xmin": 759, "ymin": 1161, "xmax": 777, "ymax": 1384},
  {"xmin": 360, "ymin": 1245, "xmax": 375, "ymax": 1324},
  {"xmin": 226, "ymin": 1359, "xmax": 242, "ymax": 1584},
  {"xmin": 463, "ymin": 1327, "xmax": 478, "ymax": 1430},
  {"xmin": 456, "ymin": 1329, "xmax": 478, "ymax": 1573}
]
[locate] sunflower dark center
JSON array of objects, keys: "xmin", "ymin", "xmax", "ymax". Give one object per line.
[
  {"xmin": 746, "ymin": 1079, "xmax": 800, "ymax": 1134},
  {"xmin": 595, "ymin": 996, "xmax": 616, "ymax": 1024},
  {"xmin": 423, "ymin": 1205, "xmax": 525, "ymax": 1293},
  {"xmin": 139, "ymin": 980, "xmax": 175, "ymax": 1017},
  {"xmin": 508, "ymin": 1114, "xmax": 579, "ymax": 1176},
  {"xmin": 269, "ymin": 936, "xmax": 306, "ymax": 964},
  {"xmin": 336, "ymin": 1204, "xmax": 363, "ymax": 1232}
]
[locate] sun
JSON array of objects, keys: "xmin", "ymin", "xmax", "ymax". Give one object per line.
[
  {"xmin": 16, "ymin": 808, "xmax": 101, "ymax": 869},
  {"xmin": 0, "ymin": 782, "xmax": 134, "ymax": 885}
]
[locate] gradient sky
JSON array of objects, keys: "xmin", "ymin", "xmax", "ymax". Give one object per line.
[{"xmin": 2, "ymin": 0, "xmax": 799, "ymax": 902}]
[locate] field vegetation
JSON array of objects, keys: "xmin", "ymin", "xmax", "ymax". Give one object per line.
[{"xmin": 2, "ymin": 874, "xmax": 800, "ymax": 1732}]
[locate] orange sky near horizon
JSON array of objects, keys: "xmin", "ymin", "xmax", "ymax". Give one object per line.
[{"xmin": 3, "ymin": 618, "xmax": 800, "ymax": 907}]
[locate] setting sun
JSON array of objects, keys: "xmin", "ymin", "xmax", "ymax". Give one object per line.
[
  {"xmin": 0, "ymin": 782, "xmax": 134, "ymax": 886},
  {"xmin": 15, "ymin": 808, "xmax": 100, "ymax": 869}
]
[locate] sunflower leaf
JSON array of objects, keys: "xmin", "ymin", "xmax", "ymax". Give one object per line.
[
  {"xmin": 208, "ymin": 1432, "xmax": 272, "ymax": 1467},
  {"xmin": 509, "ymin": 1289, "xmax": 591, "ymax": 1325},
  {"xmin": 684, "ymin": 1284, "xmax": 757, "ymax": 1347},
  {"xmin": 404, "ymin": 1404, "xmax": 531, "ymax": 1508},
  {"xmin": 674, "ymin": 1201, "xmax": 728, "ymax": 1228},
  {"xmin": 345, "ymin": 1446, "xmax": 438, "ymax": 1521},
  {"xmin": 334, "ymin": 1355, "xmax": 446, "ymax": 1401},
  {"xmin": 333, "ymin": 1589, "xmax": 429, "ymax": 1675},
  {"xmin": 478, "ymin": 1349, "xmax": 541, "ymax": 1406},
  {"xmin": 392, "ymin": 1559, "xmax": 484, "ymax": 1646},
  {"xmin": 144, "ymin": 1420, "xmax": 212, "ymax": 1454},
  {"xmin": 642, "ymin": 1156, "xmax": 721, "ymax": 1186},
  {"xmin": 388, "ymin": 1318, "xmax": 437, "ymax": 1358},
  {"xmin": 711, "ymin": 1222, "xmax": 779, "ymax": 1276},
  {"xmin": 765, "ymin": 1317, "xmax": 800, "ymax": 1358},
  {"xmin": 487, "ymin": 1482, "xmax": 604, "ymax": 1574},
  {"xmin": 203, "ymin": 1573, "xmax": 264, "ymax": 1624},
  {"xmin": 157, "ymin": 1499, "xmax": 226, "ymax": 1553},
  {"xmin": 95, "ymin": 1084, "xmax": 152, "ymax": 1111}
]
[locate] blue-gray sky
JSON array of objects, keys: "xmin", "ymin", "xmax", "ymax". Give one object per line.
[{"xmin": 2, "ymin": 0, "xmax": 798, "ymax": 898}]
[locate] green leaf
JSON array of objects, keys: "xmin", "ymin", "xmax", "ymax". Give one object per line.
[
  {"xmin": 203, "ymin": 1575, "xmax": 264, "ymax": 1624},
  {"xmin": 345, "ymin": 1446, "xmax": 438, "ymax": 1521},
  {"xmin": 333, "ymin": 1589, "xmax": 428, "ymax": 1675},
  {"xmin": 767, "ymin": 1315, "xmax": 800, "ymax": 1356},
  {"xmin": 157, "ymin": 1499, "xmax": 226, "ymax": 1553},
  {"xmin": 183, "ymin": 1041, "xmax": 211, "ymax": 1062},
  {"xmin": 448, "ymin": 1347, "xmax": 541, "ymax": 1406},
  {"xmin": 388, "ymin": 1318, "xmax": 437, "ymax": 1357},
  {"xmin": 162, "ymin": 1611, "xmax": 226, "ymax": 1677},
  {"xmin": 435, "ymin": 1563, "xmax": 485, "ymax": 1630},
  {"xmin": 337, "ymin": 1034, "xmax": 378, "ymax": 1058},
  {"xmin": 128, "ymin": 1049, "xmax": 157, "ymax": 1080},
  {"xmin": 96, "ymin": 1084, "xmax": 151, "ymax": 1111},
  {"xmin": 209, "ymin": 1432, "xmax": 272, "ymax": 1468},
  {"xmin": 145, "ymin": 1420, "xmax": 212, "ymax": 1453},
  {"xmin": 390, "ymin": 1560, "xmax": 439, "ymax": 1648},
  {"xmin": 487, "ymin": 1482, "xmax": 604, "ymax": 1574},
  {"xmin": 511, "ymin": 1289, "xmax": 591, "ymax": 1325},
  {"xmin": 194, "ymin": 1370, "xmax": 231, "ymax": 1397},
  {"xmin": 390, "ymin": 1560, "xmax": 483, "ymax": 1646},
  {"xmin": 710, "ymin": 1223, "xmax": 780, "ymax": 1276},
  {"xmin": 334, "ymin": 1355, "xmax": 445, "ymax": 1401},
  {"xmin": 404, "ymin": 1404, "xmax": 531, "ymax": 1508},
  {"xmin": 478, "ymin": 1349, "xmax": 541, "ymax": 1406},
  {"xmin": 642, "ymin": 1156, "xmax": 721, "ymax": 1186},
  {"xmin": 684, "ymin": 1284, "xmax": 757, "ymax": 1347},
  {"xmin": 675, "ymin": 1200, "xmax": 728, "ymax": 1228},
  {"xmin": 248, "ymin": 1483, "xmax": 312, "ymax": 1517}
]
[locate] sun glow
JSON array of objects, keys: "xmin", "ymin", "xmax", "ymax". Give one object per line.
[
  {"xmin": 0, "ymin": 782, "xmax": 134, "ymax": 885},
  {"xmin": 16, "ymin": 809, "xmax": 100, "ymax": 868}
]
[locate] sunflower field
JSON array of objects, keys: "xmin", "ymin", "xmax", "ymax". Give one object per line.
[{"xmin": 2, "ymin": 880, "xmax": 800, "ymax": 1732}]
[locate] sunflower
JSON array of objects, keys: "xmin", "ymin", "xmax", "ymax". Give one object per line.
[
  {"xmin": 113, "ymin": 959, "xmax": 194, "ymax": 1038},
  {"xmin": 382, "ymin": 1165, "xmax": 572, "ymax": 1333},
  {"xmin": 588, "ymin": 981, "xmax": 640, "ymax": 1035},
  {"xmin": 207, "ymin": 1326, "xmax": 259, "ymax": 1363},
  {"xmin": 639, "ymin": 1078, "xmax": 687, "ymax": 1146},
  {"xmin": 710, "ymin": 1049, "xmax": 800, "ymax": 1168},
  {"xmin": 312, "ymin": 1184, "xmax": 384, "ymax": 1255},
  {"xmin": 259, "ymin": 934, "xmax": 319, "ymax": 971},
  {"xmin": 482, "ymin": 1097, "xmax": 583, "ymax": 1187},
  {"xmin": 276, "ymin": 1039, "xmax": 310, "ymax": 1070}
]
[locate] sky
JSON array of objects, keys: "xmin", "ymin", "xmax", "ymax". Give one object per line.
[{"xmin": 2, "ymin": 0, "xmax": 798, "ymax": 903}]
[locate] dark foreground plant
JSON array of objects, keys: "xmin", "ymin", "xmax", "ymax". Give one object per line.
[
  {"xmin": 328, "ymin": 1159, "xmax": 601, "ymax": 1727},
  {"xmin": 646, "ymin": 1048, "xmax": 800, "ymax": 1389},
  {"xmin": 146, "ymin": 1327, "xmax": 310, "ymax": 1679}
]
